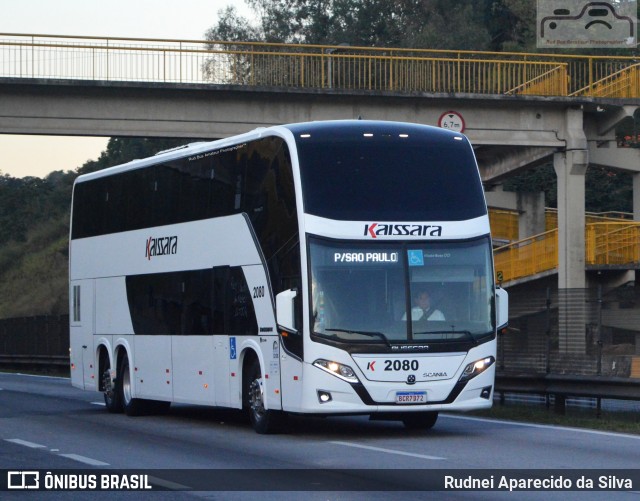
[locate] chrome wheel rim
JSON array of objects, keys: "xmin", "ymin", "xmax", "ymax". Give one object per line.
[
  {"xmin": 249, "ymin": 378, "xmax": 265, "ymax": 419},
  {"xmin": 122, "ymin": 362, "xmax": 132, "ymax": 405}
]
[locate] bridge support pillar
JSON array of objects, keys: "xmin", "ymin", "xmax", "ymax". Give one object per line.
[{"xmin": 554, "ymin": 149, "xmax": 588, "ymax": 354}]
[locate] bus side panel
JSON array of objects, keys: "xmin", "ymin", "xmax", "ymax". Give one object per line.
[
  {"xmin": 69, "ymin": 279, "xmax": 95, "ymax": 390},
  {"xmin": 69, "ymin": 325, "xmax": 85, "ymax": 390},
  {"xmin": 241, "ymin": 265, "xmax": 282, "ymax": 411},
  {"xmin": 172, "ymin": 336, "xmax": 216, "ymax": 405},
  {"xmin": 280, "ymin": 355, "xmax": 304, "ymax": 412},
  {"xmin": 132, "ymin": 335, "xmax": 173, "ymax": 401},
  {"xmin": 95, "ymin": 277, "xmax": 134, "ymax": 336},
  {"xmin": 213, "ymin": 336, "xmax": 231, "ymax": 407}
]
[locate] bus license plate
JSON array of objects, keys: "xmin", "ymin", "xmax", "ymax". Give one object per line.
[{"xmin": 395, "ymin": 391, "xmax": 427, "ymax": 404}]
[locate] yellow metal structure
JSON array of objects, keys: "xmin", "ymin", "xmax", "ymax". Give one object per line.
[
  {"xmin": 494, "ymin": 230, "xmax": 559, "ymax": 284},
  {"xmin": 1, "ymin": 33, "xmax": 639, "ymax": 98},
  {"xmin": 491, "ymin": 209, "xmax": 639, "ymax": 283},
  {"xmin": 545, "ymin": 208, "xmax": 634, "ymax": 232},
  {"xmin": 586, "ymin": 222, "xmax": 640, "ymax": 267},
  {"xmin": 488, "ymin": 208, "xmax": 519, "ymax": 243},
  {"xmin": 631, "ymin": 357, "xmax": 640, "ymax": 379},
  {"xmin": 571, "ymin": 63, "xmax": 640, "ymax": 98},
  {"xmin": 494, "ymin": 221, "xmax": 640, "ymax": 284}
]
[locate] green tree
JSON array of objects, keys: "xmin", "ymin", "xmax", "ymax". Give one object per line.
[
  {"xmin": 78, "ymin": 137, "xmax": 194, "ymax": 175},
  {"xmin": 485, "ymin": 0, "xmax": 538, "ymax": 52},
  {"xmin": 399, "ymin": 0, "xmax": 492, "ymax": 50},
  {"xmin": 205, "ymin": 0, "xmax": 510, "ymax": 50},
  {"xmin": 204, "ymin": 5, "xmax": 263, "ymax": 42},
  {"xmin": 503, "ymin": 163, "xmax": 633, "ymax": 214},
  {"xmin": 0, "ymin": 136, "xmax": 200, "ymax": 317},
  {"xmin": 585, "ymin": 167, "xmax": 633, "ymax": 214}
]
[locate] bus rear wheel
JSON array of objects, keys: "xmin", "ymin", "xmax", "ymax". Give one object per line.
[
  {"xmin": 245, "ymin": 358, "xmax": 284, "ymax": 434},
  {"xmin": 119, "ymin": 354, "xmax": 147, "ymax": 416},
  {"xmin": 116, "ymin": 354, "xmax": 171, "ymax": 416},
  {"xmin": 402, "ymin": 411, "xmax": 438, "ymax": 430},
  {"xmin": 102, "ymin": 367, "xmax": 123, "ymax": 413}
]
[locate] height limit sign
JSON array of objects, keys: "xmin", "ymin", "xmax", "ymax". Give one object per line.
[{"xmin": 438, "ymin": 111, "xmax": 465, "ymax": 133}]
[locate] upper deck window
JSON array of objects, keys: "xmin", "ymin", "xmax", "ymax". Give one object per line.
[{"xmin": 293, "ymin": 122, "xmax": 486, "ymax": 222}]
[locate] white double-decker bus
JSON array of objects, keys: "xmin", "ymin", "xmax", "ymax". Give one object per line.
[{"xmin": 69, "ymin": 120, "xmax": 508, "ymax": 433}]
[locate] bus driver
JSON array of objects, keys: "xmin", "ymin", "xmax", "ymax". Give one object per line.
[{"xmin": 405, "ymin": 290, "xmax": 445, "ymax": 321}]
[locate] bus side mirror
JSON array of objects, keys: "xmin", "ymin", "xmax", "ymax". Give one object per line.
[
  {"xmin": 276, "ymin": 289, "xmax": 298, "ymax": 333},
  {"xmin": 495, "ymin": 287, "xmax": 509, "ymax": 332}
]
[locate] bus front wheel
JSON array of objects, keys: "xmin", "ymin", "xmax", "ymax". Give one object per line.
[{"xmin": 245, "ymin": 358, "xmax": 284, "ymax": 434}]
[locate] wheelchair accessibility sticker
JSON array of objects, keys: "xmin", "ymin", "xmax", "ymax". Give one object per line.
[
  {"xmin": 537, "ymin": 0, "xmax": 636, "ymax": 48},
  {"xmin": 408, "ymin": 250, "xmax": 425, "ymax": 267},
  {"xmin": 230, "ymin": 337, "xmax": 237, "ymax": 360}
]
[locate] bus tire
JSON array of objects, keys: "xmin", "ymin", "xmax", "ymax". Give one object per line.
[
  {"xmin": 245, "ymin": 358, "xmax": 283, "ymax": 434},
  {"xmin": 102, "ymin": 366, "xmax": 123, "ymax": 413},
  {"xmin": 119, "ymin": 354, "xmax": 146, "ymax": 417},
  {"xmin": 402, "ymin": 411, "xmax": 438, "ymax": 430}
]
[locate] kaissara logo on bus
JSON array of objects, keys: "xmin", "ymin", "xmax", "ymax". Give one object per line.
[
  {"xmin": 145, "ymin": 235, "xmax": 178, "ymax": 260},
  {"xmin": 363, "ymin": 223, "xmax": 443, "ymax": 238}
]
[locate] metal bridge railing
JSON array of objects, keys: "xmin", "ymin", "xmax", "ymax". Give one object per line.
[
  {"xmin": 494, "ymin": 221, "xmax": 640, "ymax": 284},
  {"xmin": 489, "ymin": 208, "xmax": 520, "ymax": 243},
  {"xmin": 489, "ymin": 208, "xmax": 635, "ymax": 247},
  {"xmin": 571, "ymin": 62, "xmax": 640, "ymax": 98},
  {"xmin": 544, "ymin": 208, "xmax": 635, "ymax": 232},
  {"xmin": 586, "ymin": 222, "xmax": 640, "ymax": 266},
  {"xmin": 494, "ymin": 229, "xmax": 559, "ymax": 284},
  {"xmin": 1, "ymin": 33, "xmax": 639, "ymax": 97}
]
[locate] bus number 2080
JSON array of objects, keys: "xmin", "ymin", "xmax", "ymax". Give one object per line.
[{"xmin": 385, "ymin": 360, "xmax": 419, "ymax": 371}]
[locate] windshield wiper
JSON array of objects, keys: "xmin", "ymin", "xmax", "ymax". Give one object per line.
[
  {"xmin": 413, "ymin": 330, "xmax": 476, "ymax": 343},
  {"xmin": 324, "ymin": 328, "xmax": 391, "ymax": 346}
]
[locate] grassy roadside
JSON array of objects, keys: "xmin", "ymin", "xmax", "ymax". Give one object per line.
[{"xmin": 468, "ymin": 402, "xmax": 640, "ymax": 435}]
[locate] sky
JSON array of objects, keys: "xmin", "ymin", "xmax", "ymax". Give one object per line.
[{"xmin": 0, "ymin": 0, "xmax": 253, "ymax": 178}]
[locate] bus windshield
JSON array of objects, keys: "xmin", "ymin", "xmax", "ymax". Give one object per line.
[{"xmin": 309, "ymin": 237, "xmax": 495, "ymax": 346}]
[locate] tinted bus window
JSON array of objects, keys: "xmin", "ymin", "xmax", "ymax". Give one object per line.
[
  {"xmin": 125, "ymin": 267, "xmax": 257, "ymax": 336},
  {"xmin": 293, "ymin": 122, "xmax": 486, "ymax": 221}
]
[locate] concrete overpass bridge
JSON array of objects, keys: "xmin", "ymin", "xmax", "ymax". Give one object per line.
[{"xmin": 1, "ymin": 33, "xmax": 640, "ymax": 354}]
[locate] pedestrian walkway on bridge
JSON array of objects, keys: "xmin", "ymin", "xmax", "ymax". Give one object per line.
[
  {"xmin": 490, "ymin": 208, "xmax": 640, "ymax": 286},
  {"xmin": 1, "ymin": 33, "xmax": 639, "ymax": 98}
]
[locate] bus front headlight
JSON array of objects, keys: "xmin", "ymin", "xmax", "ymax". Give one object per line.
[
  {"xmin": 313, "ymin": 359, "xmax": 360, "ymax": 384},
  {"xmin": 458, "ymin": 356, "xmax": 495, "ymax": 382}
]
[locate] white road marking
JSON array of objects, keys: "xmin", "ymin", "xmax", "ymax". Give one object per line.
[
  {"xmin": 90, "ymin": 401, "xmax": 106, "ymax": 406},
  {"xmin": 330, "ymin": 441, "xmax": 445, "ymax": 460},
  {"xmin": 58, "ymin": 453, "xmax": 110, "ymax": 466},
  {"xmin": 5, "ymin": 438, "xmax": 47, "ymax": 449},
  {"xmin": 6, "ymin": 438, "xmax": 110, "ymax": 467}
]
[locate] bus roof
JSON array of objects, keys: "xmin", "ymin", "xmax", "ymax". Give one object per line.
[{"xmin": 74, "ymin": 120, "xmax": 467, "ymax": 184}]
